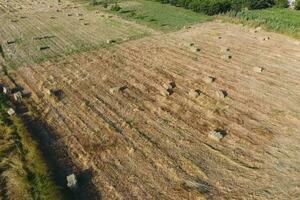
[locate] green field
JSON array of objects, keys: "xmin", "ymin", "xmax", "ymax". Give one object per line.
[
  {"xmin": 89, "ymin": 0, "xmax": 300, "ymax": 37},
  {"xmin": 93, "ymin": 0, "xmax": 212, "ymax": 31},
  {"xmin": 225, "ymin": 8, "xmax": 300, "ymax": 38}
]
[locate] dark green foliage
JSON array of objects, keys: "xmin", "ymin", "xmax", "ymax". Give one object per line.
[
  {"xmin": 228, "ymin": 7, "xmax": 300, "ymax": 38},
  {"xmin": 295, "ymin": 0, "xmax": 300, "ymax": 10},
  {"xmin": 274, "ymin": 0, "xmax": 288, "ymax": 8},
  {"xmin": 91, "ymin": 0, "xmax": 101, "ymax": 5},
  {"xmin": 111, "ymin": 2, "xmax": 121, "ymax": 11},
  {"xmin": 248, "ymin": 0, "xmax": 274, "ymax": 9},
  {"xmin": 152, "ymin": 0, "xmax": 278, "ymax": 15},
  {"xmin": 188, "ymin": 0, "xmax": 232, "ymax": 15}
]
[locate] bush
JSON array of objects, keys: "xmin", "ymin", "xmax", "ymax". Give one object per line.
[
  {"xmin": 110, "ymin": 2, "xmax": 121, "ymax": 11},
  {"xmin": 274, "ymin": 0, "xmax": 288, "ymax": 7},
  {"xmin": 153, "ymin": 0, "xmax": 277, "ymax": 15},
  {"xmin": 248, "ymin": 0, "xmax": 274, "ymax": 9},
  {"xmin": 91, "ymin": 0, "xmax": 101, "ymax": 6},
  {"xmin": 295, "ymin": 0, "xmax": 300, "ymax": 9}
]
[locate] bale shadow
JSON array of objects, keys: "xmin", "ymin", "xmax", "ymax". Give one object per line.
[{"xmin": 21, "ymin": 112, "xmax": 102, "ymax": 200}]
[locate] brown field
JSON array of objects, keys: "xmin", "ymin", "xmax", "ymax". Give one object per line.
[
  {"xmin": 1, "ymin": 0, "xmax": 300, "ymax": 199},
  {"xmin": 9, "ymin": 21, "xmax": 300, "ymax": 199}
]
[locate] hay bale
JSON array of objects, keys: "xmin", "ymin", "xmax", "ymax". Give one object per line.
[
  {"xmin": 256, "ymin": 27, "xmax": 262, "ymax": 31},
  {"xmin": 83, "ymin": 22, "xmax": 89, "ymax": 26},
  {"xmin": 67, "ymin": 13, "xmax": 73, "ymax": 16},
  {"xmin": 251, "ymin": 29, "xmax": 258, "ymax": 33},
  {"xmin": 7, "ymin": 108, "xmax": 15, "ymax": 116},
  {"xmin": 110, "ymin": 85, "xmax": 127, "ymax": 94},
  {"xmin": 208, "ymin": 129, "xmax": 226, "ymax": 141},
  {"xmin": 203, "ymin": 76, "xmax": 215, "ymax": 84},
  {"xmin": 221, "ymin": 47, "xmax": 230, "ymax": 52},
  {"xmin": 261, "ymin": 36, "xmax": 270, "ymax": 41},
  {"xmin": 253, "ymin": 67, "xmax": 263, "ymax": 73},
  {"xmin": 163, "ymin": 81, "xmax": 176, "ymax": 90},
  {"xmin": 191, "ymin": 46, "xmax": 201, "ymax": 52},
  {"xmin": 39, "ymin": 46, "xmax": 50, "ymax": 51},
  {"xmin": 221, "ymin": 53, "xmax": 232, "ymax": 60},
  {"xmin": 10, "ymin": 19, "xmax": 18, "ymax": 23},
  {"xmin": 216, "ymin": 90, "xmax": 227, "ymax": 98},
  {"xmin": 107, "ymin": 39, "xmax": 116, "ymax": 44},
  {"xmin": 46, "ymin": 89, "xmax": 64, "ymax": 100},
  {"xmin": 188, "ymin": 89, "xmax": 201, "ymax": 98},
  {"xmin": 7, "ymin": 40, "xmax": 16, "ymax": 45},
  {"xmin": 161, "ymin": 88, "xmax": 173, "ymax": 96},
  {"xmin": 66, "ymin": 174, "xmax": 77, "ymax": 190},
  {"xmin": 44, "ymin": 88, "xmax": 52, "ymax": 96},
  {"xmin": 13, "ymin": 91, "xmax": 22, "ymax": 101},
  {"xmin": 2, "ymin": 87, "xmax": 10, "ymax": 94}
]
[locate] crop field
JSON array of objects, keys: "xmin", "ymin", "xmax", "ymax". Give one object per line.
[
  {"xmin": 10, "ymin": 21, "xmax": 300, "ymax": 199},
  {"xmin": 0, "ymin": 0, "xmax": 153, "ymax": 68},
  {"xmin": 1, "ymin": 0, "xmax": 300, "ymax": 199}
]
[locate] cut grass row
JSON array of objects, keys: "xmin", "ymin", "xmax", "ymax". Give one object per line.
[{"xmin": 0, "ymin": 94, "xmax": 69, "ymax": 200}]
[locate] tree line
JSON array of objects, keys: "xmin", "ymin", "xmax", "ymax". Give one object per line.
[{"xmin": 154, "ymin": 0, "xmax": 292, "ymax": 15}]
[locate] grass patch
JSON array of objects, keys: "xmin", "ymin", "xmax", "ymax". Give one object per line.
[
  {"xmin": 89, "ymin": 0, "xmax": 212, "ymax": 31},
  {"xmin": 0, "ymin": 94, "xmax": 68, "ymax": 199},
  {"xmin": 223, "ymin": 8, "xmax": 300, "ymax": 39}
]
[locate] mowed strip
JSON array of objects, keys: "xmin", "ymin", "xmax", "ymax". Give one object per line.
[
  {"xmin": 0, "ymin": 0, "xmax": 153, "ymax": 68},
  {"xmin": 14, "ymin": 22, "xmax": 300, "ymax": 199}
]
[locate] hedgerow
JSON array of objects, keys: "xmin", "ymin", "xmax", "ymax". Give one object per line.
[{"xmin": 153, "ymin": 0, "xmax": 281, "ymax": 15}]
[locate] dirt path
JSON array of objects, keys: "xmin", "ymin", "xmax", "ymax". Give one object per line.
[{"xmin": 7, "ymin": 21, "xmax": 300, "ymax": 199}]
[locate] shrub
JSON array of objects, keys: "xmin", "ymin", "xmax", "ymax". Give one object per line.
[
  {"xmin": 188, "ymin": 0, "xmax": 232, "ymax": 15},
  {"xmin": 111, "ymin": 2, "xmax": 121, "ymax": 11},
  {"xmin": 248, "ymin": 0, "xmax": 274, "ymax": 9},
  {"xmin": 230, "ymin": 0, "xmax": 250, "ymax": 11},
  {"xmin": 295, "ymin": 0, "xmax": 300, "ymax": 9},
  {"xmin": 274, "ymin": 0, "xmax": 288, "ymax": 7},
  {"xmin": 154, "ymin": 0, "xmax": 276, "ymax": 15},
  {"xmin": 91, "ymin": 0, "xmax": 101, "ymax": 6}
]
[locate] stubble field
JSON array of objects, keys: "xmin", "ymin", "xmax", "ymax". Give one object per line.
[
  {"xmin": 1, "ymin": 0, "xmax": 300, "ymax": 199},
  {"xmin": 12, "ymin": 21, "xmax": 300, "ymax": 199}
]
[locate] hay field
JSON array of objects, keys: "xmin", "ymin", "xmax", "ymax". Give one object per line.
[
  {"xmin": 0, "ymin": 0, "xmax": 153, "ymax": 68},
  {"xmin": 11, "ymin": 21, "xmax": 300, "ymax": 199}
]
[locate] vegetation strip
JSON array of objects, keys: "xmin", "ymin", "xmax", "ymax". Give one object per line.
[{"xmin": 0, "ymin": 93, "xmax": 68, "ymax": 200}]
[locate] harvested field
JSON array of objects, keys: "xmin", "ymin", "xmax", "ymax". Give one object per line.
[
  {"xmin": 11, "ymin": 21, "xmax": 300, "ymax": 199},
  {"xmin": 0, "ymin": 0, "xmax": 153, "ymax": 68}
]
